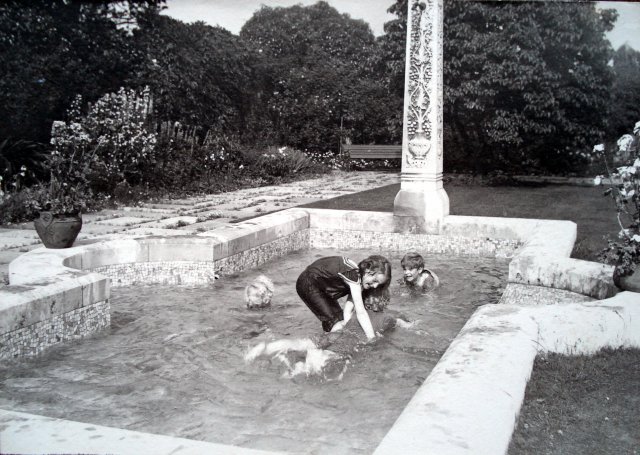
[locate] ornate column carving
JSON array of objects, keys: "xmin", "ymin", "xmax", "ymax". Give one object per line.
[{"xmin": 394, "ymin": 0, "xmax": 449, "ymax": 234}]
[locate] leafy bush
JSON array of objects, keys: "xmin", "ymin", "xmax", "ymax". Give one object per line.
[
  {"xmin": 150, "ymin": 122, "xmax": 245, "ymax": 191},
  {"xmin": 594, "ymin": 121, "xmax": 640, "ymax": 277}
]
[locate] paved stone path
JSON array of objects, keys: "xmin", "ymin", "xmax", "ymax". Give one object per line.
[{"xmin": 0, "ymin": 171, "xmax": 400, "ymax": 281}]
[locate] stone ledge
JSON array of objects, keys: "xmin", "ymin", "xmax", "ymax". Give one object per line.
[
  {"xmin": 0, "ymin": 273, "xmax": 109, "ymax": 334},
  {"xmin": 0, "ymin": 409, "xmax": 278, "ymax": 455},
  {"xmin": 374, "ymin": 292, "xmax": 640, "ymax": 455}
]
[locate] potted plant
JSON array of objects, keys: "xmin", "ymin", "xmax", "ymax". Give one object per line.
[
  {"xmin": 594, "ymin": 121, "xmax": 640, "ymax": 292},
  {"xmin": 29, "ymin": 119, "xmax": 94, "ymax": 248}
]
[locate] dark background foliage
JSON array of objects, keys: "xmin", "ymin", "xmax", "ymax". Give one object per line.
[{"xmin": 1, "ymin": 0, "xmax": 638, "ymax": 186}]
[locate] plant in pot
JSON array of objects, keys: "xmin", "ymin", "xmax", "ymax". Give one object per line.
[
  {"xmin": 594, "ymin": 120, "xmax": 640, "ymax": 292},
  {"xmin": 30, "ymin": 120, "xmax": 94, "ymax": 249}
]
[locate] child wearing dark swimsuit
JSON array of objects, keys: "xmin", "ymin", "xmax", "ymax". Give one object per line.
[{"xmin": 296, "ymin": 255, "xmax": 392, "ymax": 340}]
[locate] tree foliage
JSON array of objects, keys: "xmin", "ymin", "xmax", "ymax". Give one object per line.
[
  {"xmin": 609, "ymin": 44, "xmax": 640, "ymax": 138},
  {"xmin": 0, "ymin": 0, "xmax": 163, "ymax": 146},
  {"xmin": 240, "ymin": 1, "xmax": 399, "ymax": 151},
  {"xmin": 130, "ymin": 15, "xmax": 256, "ymax": 135},
  {"xmin": 382, "ymin": 0, "xmax": 617, "ymax": 174}
]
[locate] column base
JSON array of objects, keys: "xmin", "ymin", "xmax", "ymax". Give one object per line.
[{"xmin": 393, "ymin": 187, "xmax": 449, "ymax": 234}]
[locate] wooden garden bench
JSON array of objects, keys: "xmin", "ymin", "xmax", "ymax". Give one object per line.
[{"xmin": 342, "ymin": 144, "xmax": 402, "ymax": 160}]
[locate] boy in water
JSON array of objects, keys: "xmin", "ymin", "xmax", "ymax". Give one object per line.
[
  {"xmin": 245, "ymin": 275, "xmax": 274, "ymax": 309},
  {"xmin": 400, "ymin": 252, "xmax": 439, "ymax": 294},
  {"xmin": 295, "ymin": 255, "xmax": 392, "ymax": 340}
]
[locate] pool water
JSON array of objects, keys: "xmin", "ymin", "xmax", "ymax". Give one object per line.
[{"xmin": 0, "ymin": 248, "xmax": 508, "ymax": 454}]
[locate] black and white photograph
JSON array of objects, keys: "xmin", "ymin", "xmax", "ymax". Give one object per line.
[{"xmin": 1, "ymin": 1, "xmax": 639, "ymax": 454}]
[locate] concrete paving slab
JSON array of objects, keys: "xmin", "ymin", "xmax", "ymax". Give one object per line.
[
  {"xmin": 121, "ymin": 206, "xmax": 175, "ymax": 214},
  {"xmin": 0, "ymin": 171, "xmax": 402, "ymax": 272},
  {"xmin": 0, "ymin": 229, "xmax": 41, "ymax": 249},
  {"xmin": 122, "ymin": 227, "xmax": 190, "ymax": 236},
  {"xmin": 143, "ymin": 216, "xmax": 199, "ymax": 229},
  {"xmin": 93, "ymin": 216, "xmax": 154, "ymax": 227}
]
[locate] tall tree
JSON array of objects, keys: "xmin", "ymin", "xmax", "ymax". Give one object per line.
[
  {"xmin": 130, "ymin": 15, "xmax": 256, "ymax": 134},
  {"xmin": 609, "ymin": 44, "xmax": 640, "ymax": 138},
  {"xmin": 381, "ymin": 0, "xmax": 617, "ymax": 174},
  {"xmin": 0, "ymin": 1, "xmax": 163, "ymax": 145},
  {"xmin": 240, "ymin": 1, "xmax": 397, "ymax": 151}
]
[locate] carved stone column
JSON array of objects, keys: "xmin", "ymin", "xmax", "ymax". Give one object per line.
[{"xmin": 393, "ymin": 0, "xmax": 449, "ymax": 234}]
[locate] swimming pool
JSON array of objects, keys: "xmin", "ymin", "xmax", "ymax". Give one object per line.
[
  {"xmin": 0, "ymin": 248, "xmax": 508, "ymax": 454},
  {"xmin": 1, "ymin": 207, "xmax": 621, "ymax": 454}
]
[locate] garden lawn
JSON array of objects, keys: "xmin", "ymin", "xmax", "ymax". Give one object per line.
[
  {"xmin": 508, "ymin": 348, "xmax": 640, "ymax": 455},
  {"xmin": 303, "ymin": 181, "xmax": 619, "ymax": 261}
]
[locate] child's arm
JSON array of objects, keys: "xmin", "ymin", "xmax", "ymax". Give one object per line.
[
  {"xmin": 347, "ymin": 282, "xmax": 376, "ymax": 340},
  {"xmin": 329, "ymin": 300, "xmax": 354, "ymax": 333}
]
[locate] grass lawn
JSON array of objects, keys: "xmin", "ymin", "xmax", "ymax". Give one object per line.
[
  {"xmin": 509, "ymin": 348, "xmax": 640, "ymax": 455},
  {"xmin": 303, "ymin": 181, "xmax": 620, "ymax": 261}
]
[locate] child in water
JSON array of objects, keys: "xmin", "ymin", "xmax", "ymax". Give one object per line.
[
  {"xmin": 295, "ymin": 255, "xmax": 392, "ymax": 340},
  {"xmin": 400, "ymin": 252, "xmax": 439, "ymax": 294},
  {"xmin": 244, "ymin": 296, "xmax": 406, "ymax": 379},
  {"xmin": 245, "ymin": 275, "xmax": 274, "ymax": 309}
]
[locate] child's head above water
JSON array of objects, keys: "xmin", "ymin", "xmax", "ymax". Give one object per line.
[
  {"xmin": 358, "ymin": 255, "xmax": 392, "ymax": 291},
  {"xmin": 245, "ymin": 275, "xmax": 274, "ymax": 309},
  {"xmin": 401, "ymin": 251, "xmax": 439, "ymax": 291},
  {"xmin": 401, "ymin": 251, "xmax": 425, "ymax": 284}
]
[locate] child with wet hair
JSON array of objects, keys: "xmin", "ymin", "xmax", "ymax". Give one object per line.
[
  {"xmin": 296, "ymin": 255, "xmax": 392, "ymax": 340},
  {"xmin": 245, "ymin": 275, "xmax": 274, "ymax": 309},
  {"xmin": 400, "ymin": 252, "xmax": 439, "ymax": 293}
]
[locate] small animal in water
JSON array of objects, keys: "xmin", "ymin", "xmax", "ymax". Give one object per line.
[{"xmin": 245, "ymin": 275, "xmax": 274, "ymax": 309}]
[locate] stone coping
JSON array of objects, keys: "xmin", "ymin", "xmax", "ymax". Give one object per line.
[
  {"xmin": 374, "ymin": 291, "xmax": 640, "ymax": 455},
  {"xmin": 0, "ymin": 409, "xmax": 281, "ymax": 455},
  {"xmin": 0, "ymin": 207, "xmax": 625, "ymax": 454},
  {"xmin": 1, "ymin": 208, "xmax": 617, "ymax": 340},
  {"xmin": 1, "ymin": 209, "xmax": 309, "ymax": 335},
  {"xmin": 305, "ymin": 209, "xmax": 616, "ymax": 299}
]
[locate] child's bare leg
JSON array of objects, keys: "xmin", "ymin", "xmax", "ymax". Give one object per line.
[{"xmin": 244, "ymin": 338, "xmax": 316, "ymax": 362}]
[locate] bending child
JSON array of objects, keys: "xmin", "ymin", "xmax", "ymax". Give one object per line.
[
  {"xmin": 400, "ymin": 252, "xmax": 440, "ymax": 293},
  {"xmin": 295, "ymin": 255, "xmax": 392, "ymax": 340}
]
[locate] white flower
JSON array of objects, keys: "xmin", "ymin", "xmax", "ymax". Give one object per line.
[
  {"xmin": 617, "ymin": 134, "xmax": 634, "ymax": 152},
  {"xmin": 634, "ymin": 121, "xmax": 640, "ymax": 135},
  {"xmin": 593, "ymin": 143, "xmax": 605, "ymax": 153},
  {"xmin": 619, "ymin": 229, "xmax": 630, "ymax": 238},
  {"xmin": 634, "ymin": 158, "xmax": 640, "ymax": 168},
  {"xmin": 632, "ymin": 234, "xmax": 640, "ymax": 243}
]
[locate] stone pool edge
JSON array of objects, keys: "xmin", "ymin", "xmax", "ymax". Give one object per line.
[{"xmin": 1, "ymin": 207, "xmax": 627, "ymax": 455}]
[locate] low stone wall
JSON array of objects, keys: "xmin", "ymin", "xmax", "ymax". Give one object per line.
[
  {"xmin": 373, "ymin": 292, "xmax": 640, "ymax": 455},
  {"xmin": 311, "ymin": 229, "xmax": 519, "ymax": 258},
  {"xmin": 1, "ymin": 210, "xmax": 309, "ymax": 360},
  {"xmin": 0, "ymin": 300, "xmax": 109, "ymax": 359},
  {"xmin": 499, "ymin": 283, "xmax": 594, "ymax": 305},
  {"xmin": 95, "ymin": 230, "xmax": 309, "ymax": 287}
]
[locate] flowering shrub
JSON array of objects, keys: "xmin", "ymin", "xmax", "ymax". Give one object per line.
[
  {"xmin": 152, "ymin": 122, "xmax": 244, "ymax": 190},
  {"xmin": 594, "ymin": 121, "xmax": 640, "ymax": 277},
  {"xmin": 77, "ymin": 87, "xmax": 156, "ymax": 192},
  {"xmin": 255, "ymin": 146, "xmax": 318, "ymax": 179}
]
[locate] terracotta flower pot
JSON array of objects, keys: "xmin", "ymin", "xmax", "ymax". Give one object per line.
[
  {"xmin": 34, "ymin": 211, "xmax": 83, "ymax": 249},
  {"xmin": 613, "ymin": 266, "xmax": 640, "ymax": 293}
]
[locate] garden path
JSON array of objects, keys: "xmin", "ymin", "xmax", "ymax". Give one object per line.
[{"xmin": 0, "ymin": 171, "xmax": 400, "ymax": 283}]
